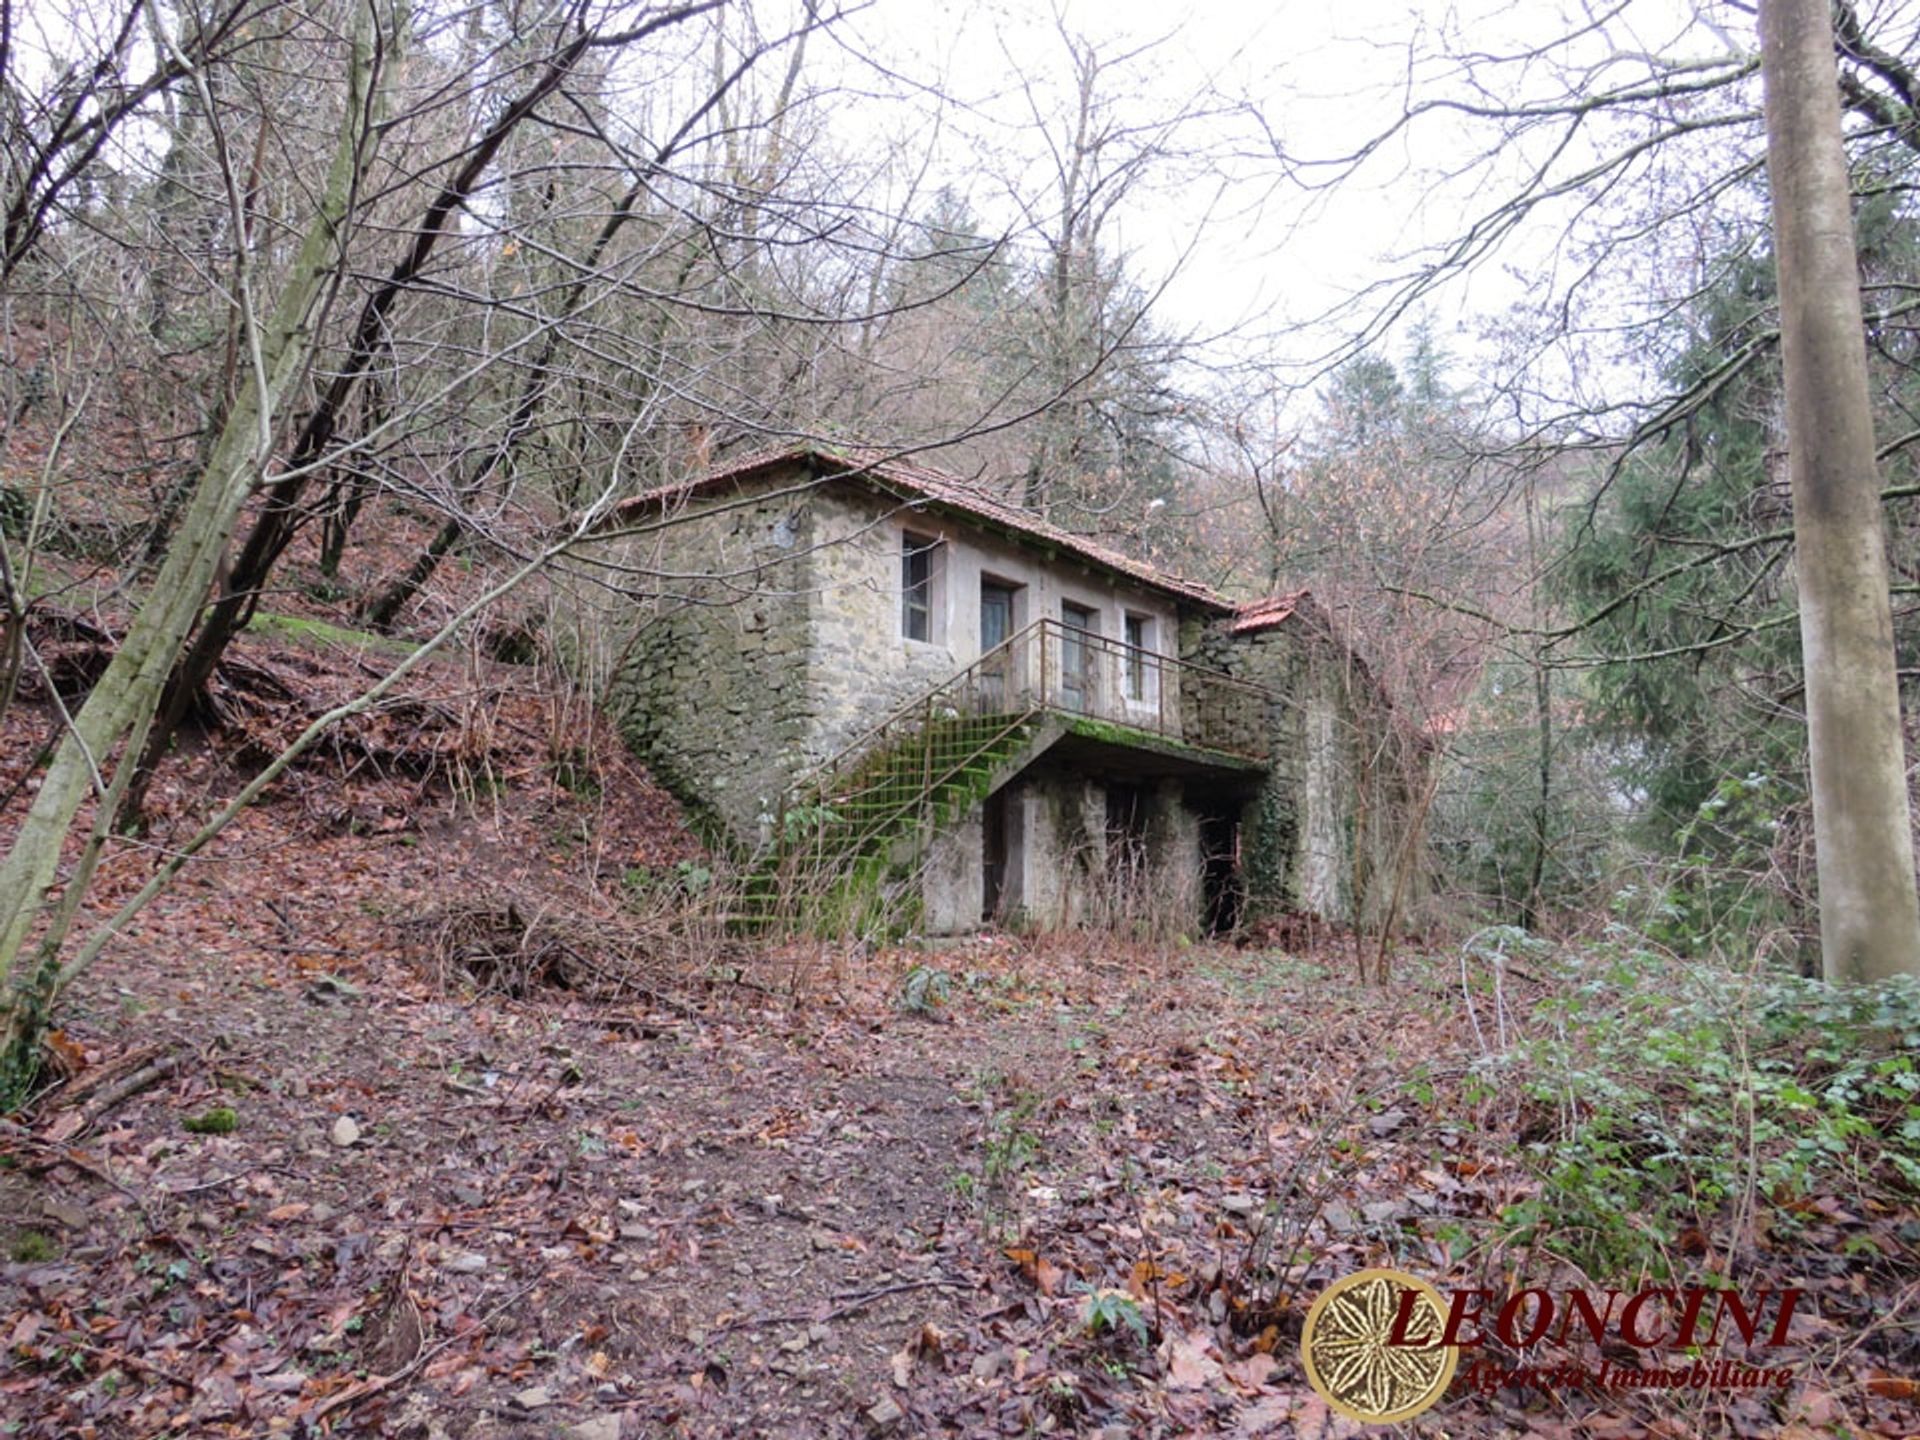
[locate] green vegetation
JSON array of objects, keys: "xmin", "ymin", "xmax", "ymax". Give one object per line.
[
  {"xmin": 1534, "ymin": 209, "xmax": 1920, "ymax": 951},
  {"xmin": 897, "ymin": 963, "xmax": 952, "ymax": 1014},
  {"xmin": 546, "ymin": 746, "xmax": 601, "ymax": 799},
  {"xmin": 1493, "ymin": 938, "xmax": 1920, "ymax": 1278},
  {"xmin": 0, "ymin": 485, "xmax": 30, "ymax": 539},
  {"xmin": 1081, "ymin": 1288, "xmax": 1150, "ymax": 1345},
  {"xmin": 622, "ymin": 859, "xmax": 713, "ymax": 902},
  {"xmin": 736, "ymin": 714, "xmax": 1042, "ymax": 938},
  {"xmin": 982, "ymin": 1090, "xmax": 1043, "ymax": 1190},
  {"xmin": 957, "ymin": 1075, "xmax": 1047, "ymax": 1238},
  {"xmin": 244, "ymin": 611, "xmax": 414, "ymax": 658},
  {"xmin": 1616, "ymin": 773, "xmax": 1797, "ymax": 957},
  {"xmin": 182, "ymin": 1107, "xmax": 239, "ymax": 1135},
  {"xmin": 9, "ymin": 1230, "xmax": 57, "ymax": 1263},
  {"xmin": 1058, "ymin": 714, "xmax": 1249, "ymax": 765}
]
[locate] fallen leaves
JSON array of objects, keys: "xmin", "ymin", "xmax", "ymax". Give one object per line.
[
  {"xmin": 1160, "ymin": 1329, "xmax": 1224, "ymax": 1389},
  {"xmin": 1004, "ymin": 1246, "xmax": 1069, "ymax": 1297},
  {"xmin": 3, "ymin": 638, "xmax": 1915, "ymax": 1438}
]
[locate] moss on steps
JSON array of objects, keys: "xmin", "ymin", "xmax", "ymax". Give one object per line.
[{"xmin": 731, "ymin": 713, "xmax": 1040, "ymax": 936}]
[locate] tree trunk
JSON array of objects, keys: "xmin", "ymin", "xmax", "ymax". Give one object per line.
[
  {"xmin": 133, "ymin": 3, "xmax": 726, "ymax": 793},
  {"xmin": 362, "ymin": 514, "xmax": 461, "ymax": 631},
  {"xmin": 1522, "ymin": 645, "xmax": 1550, "ymax": 930},
  {"xmin": 1760, "ymin": 0, "xmax": 1920, "ymax": 981},
  {"xmin": 132, "ymin": 20, "xmax": 618, "ymax": 794},
  {"xmin": 0, "ymin": 0, "xmax": 389, "ymax": 1097}
]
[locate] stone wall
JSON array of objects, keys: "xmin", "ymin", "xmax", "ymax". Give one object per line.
[
  {"xmin": 1190, "ymin": 608, "xmax": 1418, "ymax": 927},
  {"xmin": 802, "ymin": 484, "xmax": 1186, "ymax": 764},
  {"xmin": 805, "ymin": 486, "xmax": 967, "ymax": 765},
  {"xmin": 960, "ymin": 768, "xmax": 1209, "ymax": 937},
  {"xmin": 601, "ymin": 486, "xmax": 816, "ymax": 841},
  {"xmin": 1146, "ymin": 780, "xmax": 1205, "ymax": 935},
  {"xmin": 594, "ymin": 464, "xmax": 1233, "ymax": 940},
  {"xmin": 1016, "ymin": 770, "xmax": 1105, "ymax": 930},
  {"xmin": 920, "ymin": 810, "xmax": 983, "ymax": 936}
]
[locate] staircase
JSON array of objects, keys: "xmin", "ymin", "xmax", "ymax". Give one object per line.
[
  {"xmin": 729, "ymin": 709, "xmax": 1056, "ymax": 935},
  {"xmin": 728, "ymin": 618, "xmax": 1271, "ymax": 936}
]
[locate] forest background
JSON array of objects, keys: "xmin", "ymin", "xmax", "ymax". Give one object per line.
[{"xmin": 5, "ymin": 0, "xmax": 1920, "ymax": 1434}]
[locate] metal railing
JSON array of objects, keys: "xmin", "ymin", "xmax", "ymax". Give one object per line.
[
  {"xmin": 825, "ymin": 622, "xmax": 1274, "ymax": 779},
  {"xmin": 1008, "ymin": 616, "xmax": 1271, "ymax": 761},
  {"xmin": 799, "ymin": 620, "xmax": 1031, "ymax": 807},
  {"xmin": 798, "ymin": 617, "xmax": 1270, "ymax": 800},
  {"xmin": 750, "ymin": 619, "xmax": 1274, "ymax": 934},
  {"xmin": 757, "ymin": 635, "xmax": 1048, "ymax": 932}
]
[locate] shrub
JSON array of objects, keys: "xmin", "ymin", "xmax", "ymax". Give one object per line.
[
  {"xmin": 1494, "ymin": 935, "xmax": 1920, "ymax": 1279},
  {"xmin": 897, "ymin": 963, "xmax": 952, "ymax": 1014}
]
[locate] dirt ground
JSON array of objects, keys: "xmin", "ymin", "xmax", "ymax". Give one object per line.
[
  {"xmin": 0, "ymin": 877, "xmax": 1410, "ymax": 1439},
  {"xmin": 2, "ymin": 635, "xmax": 1914, "ymax": 1439}
]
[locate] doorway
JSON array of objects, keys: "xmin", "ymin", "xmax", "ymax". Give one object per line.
[
  {"xmin": 1060, "ymin": 601, "xmax": 1098, "ymax": 712},
  {"xmin": 1105, "ymin": 783, "xmax": 1149, "ymax": 886},
  {"xmin": 979, "ymin": 580, "xmax": 1017, "ymax": 710},
  {"xmin": 1199, "ymin": 809, "xmax": 1242, "ymax": 935},
  {"xmin": 983, "ymin": 789, "xmax": 1014, "ymax": 922}
]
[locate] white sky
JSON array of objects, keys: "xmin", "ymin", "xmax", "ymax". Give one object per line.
[
  {"xmin": 819, "ymin": 0, "xmax": 1763, "ymax": 410},
  {"xmin": 18, "ymin": 0, "xmax": 1771, "ymax": 420}
]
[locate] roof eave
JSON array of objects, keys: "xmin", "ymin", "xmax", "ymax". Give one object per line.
[{"xmin": 623, "ymin": 444, "xmax": 1231, "ymax": 613}]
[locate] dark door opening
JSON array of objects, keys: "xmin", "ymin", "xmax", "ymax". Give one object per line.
[
  {"xmin": 983, "ymin": 789, "xmax": 1010, "ymax": 922},
  {"xmin": 1199, "ymin": 810, "xmax": 1242, "ymax": 935},
  {"xmin": 1106, "ymin": 783, "xmax": 1148, "ymax": 886}
]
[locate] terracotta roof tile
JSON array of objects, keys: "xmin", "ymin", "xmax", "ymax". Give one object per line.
[{"xmin": 1227, "ymin": 591, "xmax": 1311, "ymax": 634}]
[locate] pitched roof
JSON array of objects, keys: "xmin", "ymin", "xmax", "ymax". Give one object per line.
[
  {"xmin": 1231, "ymin": 589, "xmax": 1387, "ymax": 703},
  {"xmin": 601, "ymin": 444, "xmax": 1233, "ymax": 610},
  {"xmin": 1227, "ymin": 590, "xmax": 1312, "ymax": 634}
]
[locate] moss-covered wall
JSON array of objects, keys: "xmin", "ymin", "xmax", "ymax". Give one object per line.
[
  {"xmin": 601, "ymin": 485, "xmax": 817, "ymax": 842},
  {"xmin": 1187, "ymin": 608, "xmax": 1419, "ymax": 927}
]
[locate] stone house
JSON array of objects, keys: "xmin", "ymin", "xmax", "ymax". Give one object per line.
[{"xmin": 592, "ymin": 445, "xmax": 1416, "ymax": 937}]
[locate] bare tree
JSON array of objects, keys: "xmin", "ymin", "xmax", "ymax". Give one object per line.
[
  {"xmin": 7, "ymin": 0, "xmax": 1242, "ymax": 1089},
  {"xmin": 0, "ymin": 0, "xmax": 400, "ymax": 1092},
  {"xmin": 1761, "ymin": 0, "xmax": 1920, "ymax": 980},
  {"xmin": 1227, "ymin": 1, "xmax": 1920, "ymax": 964},
  {"xmin": 133, "ymin": 0, "xmax": 728, "ymax": 787}
]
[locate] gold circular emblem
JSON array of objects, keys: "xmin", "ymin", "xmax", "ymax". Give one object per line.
[{"xmin": 1300, "ymin": 1268, "xmax": 1460, "ymax": 1424}]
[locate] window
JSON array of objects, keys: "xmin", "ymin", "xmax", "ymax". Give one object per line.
[
  {"xmin": 980, "ymin": 581, "xmax": 1017, "ymax": 652},
  {"xmin": 1123, "ymin": 614, "xmax": 1151, "ymax": 700},
  {"xmin": 902, "ymin": 532, "xmax": 939, "ymax": 641}
]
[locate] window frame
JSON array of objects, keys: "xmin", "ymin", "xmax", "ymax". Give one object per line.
[
  {"xmin": 1123, "ymin": 613, "xmax": 1151, "ymax": 701},
  {"xmin": 901, "ymin": 530, "xmax": 940, "ymax": 643}
]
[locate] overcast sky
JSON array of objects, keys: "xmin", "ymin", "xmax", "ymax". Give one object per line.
[
  {"xmin": 29, "ymin": 0, "xmax": 1774, "ymax": 419},
  {"xmin": 818, "ymin": 0, "xmax": 1763, "ymax": 411}
]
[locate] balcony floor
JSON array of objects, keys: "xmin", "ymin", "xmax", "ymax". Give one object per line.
[{"xmin": 1034, "ymin": 711, "xmax": 1268, "ymax": 782}]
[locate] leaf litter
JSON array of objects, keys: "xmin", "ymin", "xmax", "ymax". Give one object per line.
[{"xmin": 1, "ymin": 632, "xmax": 1916, "ymax": 1439}]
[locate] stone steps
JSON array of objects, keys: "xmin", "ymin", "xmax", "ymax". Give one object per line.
[{"xmin": 730, "ymin": 713, "xmax": 1041, "ymax": 935}]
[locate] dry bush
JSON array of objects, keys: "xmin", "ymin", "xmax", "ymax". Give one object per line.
[{"xmin": 400, "ymin": 885, "xmax": 756, "ymax": 1003}]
